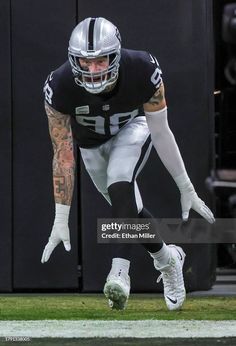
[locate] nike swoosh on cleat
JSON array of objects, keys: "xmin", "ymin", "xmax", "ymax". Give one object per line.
[{"xmin": 166, "ymin": 296, "xmax": 177, "ymax": 304}]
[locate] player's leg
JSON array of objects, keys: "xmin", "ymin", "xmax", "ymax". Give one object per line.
[
  {"xmin": 107, "ymin": 185, "xmax": 186, "ymax": 311},
  {"xmin": 103, "ymin": 117, "xmax": 159, "ymax": 309},
  {"xmin": 139, "ymin": 206, "xmax": 186, "ymax": 310},
  {"xmin": 80, "ymin": 145, "xmax": 132, "ymax": 260},
  {"xmin": 103, "ymin": 117, "xmax": 152, "ymax": 309},
  {"xmin": 80, "ymin": 146, "xmax": 111, "ymax": 204},
  {"xmin": 107, "ymin": 116, "xmax": 162, "ymax": 249},
  {"xmin": 80, "ymin": 144, "xmax": 133, "ymax": 310},
  {"xmin": 105, "ymin": 116, "xmax": 186, "ymax": 310}
]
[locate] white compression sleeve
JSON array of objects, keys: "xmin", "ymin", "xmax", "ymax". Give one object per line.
[{"xmin": 145, "ymin": 107, "xmax": 189, "ymax": 185}]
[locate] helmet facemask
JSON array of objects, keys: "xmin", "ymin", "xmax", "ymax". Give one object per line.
[
  {"xmin": 68, "ymin": 17, "xmax": 121, "ymax": 94},
  {"xmin": 68, "ymin": 52, "xmax": 120, "ymax": 94}
]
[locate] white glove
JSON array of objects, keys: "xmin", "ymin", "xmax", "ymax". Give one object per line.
[
  {"xmin": 41, "ymin": 204, "xmax": 71, "ymax": 263},
  {"xmin": 174, "ymin": 173, "xmax": 215, "ymax": 224}
]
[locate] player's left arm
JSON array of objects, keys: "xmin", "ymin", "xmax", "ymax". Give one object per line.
[
  {"xmin": 143, "ymin": 83, "xmax": 215, "ymax": 224},
  {"xmin": 143, "ymin": 82, "xmax": 167, "ymax": 112}
]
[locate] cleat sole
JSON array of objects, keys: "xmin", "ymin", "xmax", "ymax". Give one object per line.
[{"xmin": 104, "ymin": 282, "xmax": 128, "ymax": 310}]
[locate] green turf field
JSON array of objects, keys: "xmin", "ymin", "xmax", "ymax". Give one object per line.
[{"xmin": 0, "ymin": 294, "xmax": 235, "ymax": 320}]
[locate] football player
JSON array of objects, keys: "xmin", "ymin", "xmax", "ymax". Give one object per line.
[{"xmin": 41, "ymin": 17, "xmax": 215, "ymax": 310}]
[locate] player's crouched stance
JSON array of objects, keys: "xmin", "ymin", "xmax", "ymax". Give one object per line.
[{"xmin": 41, "ymin": 17, "xmax": 215, "ymax": 311}]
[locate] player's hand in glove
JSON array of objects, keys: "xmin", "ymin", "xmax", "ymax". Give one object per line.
[
  {"xmin": 174, "ymin": 173, "xmax": 215, "ymax": 224},
  {"xmin": 41, "ymin": 204, "xmax": 71, "ymax": 263}
]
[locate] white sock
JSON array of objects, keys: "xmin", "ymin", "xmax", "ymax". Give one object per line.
[
  {"xmin": 149, "ymin": 243, "xmax": 170, "ymax": 267},
  {"xmin": 111, "ymin": 257, "xmax": 130, "ymax": 274}
]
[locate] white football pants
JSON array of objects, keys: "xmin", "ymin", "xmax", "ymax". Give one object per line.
[{"xmin": 80, "ymin": 116, "xmax": 152, "ymax": 213}]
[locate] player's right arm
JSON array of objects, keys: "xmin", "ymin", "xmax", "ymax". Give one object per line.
[
  {"xmin": 41, "ymin": 102, "xmax": 75, "ymax": 263},
  {"xmin": 46, "ymin": 102, "xmax": 75, "ymax": 206}
]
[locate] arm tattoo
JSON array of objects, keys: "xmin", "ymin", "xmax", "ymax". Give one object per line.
[
  {"xmin": 148, "ymin": 83, "xmax": 165, "ymax": 106},
  {"xmin": 45, "ymin": 103, "xmax": 75, "ymax": 205}
]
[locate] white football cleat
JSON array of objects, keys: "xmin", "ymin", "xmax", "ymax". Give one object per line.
[
  {"xmin": 155, "ymin": 245, "xmax": 186, "ymax": 310},
  {"xmin": 103, "ymin": 269, "xmax": 130, "ymax": 310}
]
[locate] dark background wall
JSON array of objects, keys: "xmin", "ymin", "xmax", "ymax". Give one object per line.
[
  {"xmin": 11, "ymin": 0, "xmax": 78, "ymax": 291},
  {"xmin": 0, "ymin": 0, "xmax": 12, "ymax": 292},
  {"xmin": 0, "ymin": 0, "xmax": 215, "ymax": 292}
]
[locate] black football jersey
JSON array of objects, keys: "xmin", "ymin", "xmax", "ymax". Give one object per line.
[{"xmin": 43, "ymin": 48, "xmax": 162, "ymax": 148}]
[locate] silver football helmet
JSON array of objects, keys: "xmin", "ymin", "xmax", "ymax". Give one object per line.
[{"xmin": 68, "ymin": 17, "xmax": 121, "ymax": 94}]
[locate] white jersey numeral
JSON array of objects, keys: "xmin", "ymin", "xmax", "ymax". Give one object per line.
[
  {"xmin": 76, "ymin": 109, "xmax": 139, "ymax": 135},
  {"xmin": 151, "ymin": 68, "xmax": 162, "ymax": 88},
  {"xmin": 149, "ymin": 54, "xmax": 162, "ymax": 88},
  {"xmin": 76, "ymin": 115, "xmax": 105, "ymax": 134},
  {"xmin": 43, "ymin": 83, "xmax": 53, "ymax": 104},
  {"xmin": 43, "ymin": 72, "xmax": 54, "ymax": 104},
  {"xmin": 109, "ymin": 110, "xmax": 139, "ymax": 135}
]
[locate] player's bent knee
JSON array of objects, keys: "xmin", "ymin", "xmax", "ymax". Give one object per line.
[
  {"xmin": 107, "ymin": 169, "xmax": 133, "ymax": 188},
  {"xmin": 107, "ymin": 176, "xmax": 131, "ymax": 188}
]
